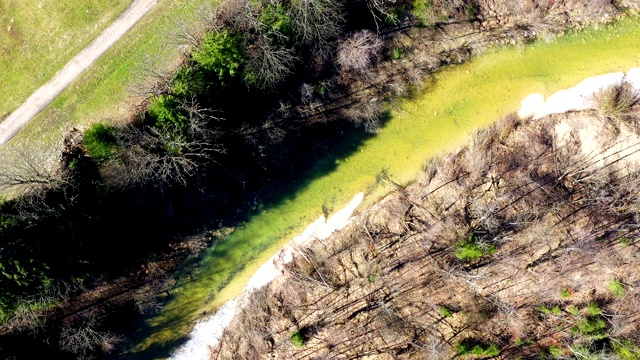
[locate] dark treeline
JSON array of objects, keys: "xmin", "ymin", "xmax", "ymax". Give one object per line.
[{"xmin": 1, "ymin": 0, "xmax": 635, "ymax": 358}]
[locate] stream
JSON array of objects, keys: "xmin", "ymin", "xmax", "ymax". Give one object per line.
[{"xmin": 129, "ymin": 16, "xmax": 640, "ymax": 359}]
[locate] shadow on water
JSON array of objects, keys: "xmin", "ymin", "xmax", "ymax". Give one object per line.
[{"xmin": 124, "ymin": 112, "xmax": 392, "ymax": 358}]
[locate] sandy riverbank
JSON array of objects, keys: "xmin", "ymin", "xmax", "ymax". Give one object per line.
[
  {"xmin": 170, "ymin": 193, "xmax": 364, "ymax": 360},
  {"xmin": 518, "ymin": 68, "xmax": 640, "ymax": 119}
]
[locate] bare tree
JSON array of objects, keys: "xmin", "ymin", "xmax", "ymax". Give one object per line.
[
  {"xmin": 58, "ymin": 318, "xmax": 122, "ymax": 357},
  {"xmin": 0, "ymin": 148, "xmax": 68, "ymax": 198},
  {"xmin": 244, "ymin": 36, "xmax": 298, "ymax": 89},
  {"xmin": 289, "ymin": 0, "xmax": 343, "ymax": 45},
  {"xmin": 130, "ymin": 56, "xmax": 174, "ymax": 102},
  {"xmin": 361, "ymin": 0, "xmax": 399, "ymax": 31},
  {"xmin": 105, "ymin": 129, "xmax": 201, "ymax": 188},
  {"xmin": 103, "ymin": 99, "xmax": 223, "ymax": 188},
  {"xmin": 215, "ymin": 0, "xmax": 261, "ymax": 32},
  {"xmin": 342, "ymin": 101, "xmax": 383, "ymax": 133},
  {"xmin": 336, "ymin": 30, "xmax": 383, "ymax": 73}
]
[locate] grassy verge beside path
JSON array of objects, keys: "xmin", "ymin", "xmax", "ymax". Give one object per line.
[
  {"xmin": 0, "ymin": 0, "xmax": 131, "ymax": 120},
  {"xmin": 0, "ymin": 0, "xmax": 214, "ymax": 167}
]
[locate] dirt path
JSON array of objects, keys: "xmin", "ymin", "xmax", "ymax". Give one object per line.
[{"xmin": 0, "ymin": 0, "xmax": 158, "ymax": 146}]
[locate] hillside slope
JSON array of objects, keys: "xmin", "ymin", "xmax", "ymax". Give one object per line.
[{"xmin": 213, "ymin": 85, "xmax": 640, "ymax": 359}]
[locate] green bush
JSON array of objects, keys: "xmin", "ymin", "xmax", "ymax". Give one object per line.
[
  {"xmin": 560, "ymin": 288, "xmax": 572, "ymax": 299},
  {"xmin": 439, "ymin": 306, "xmax": 454, "ymax": 318},
  {"xmin": 290, "ymin": 330, "xmax": 306, "ymax": 348},
  {"xmin": 83, "ymin": 123, "xmax": 118, "ymax": 163},
  {"xmin": 455, "ymin": 340, "xmax": 500, "ymax": 357},
  {"xmin": 411, "ymin": 0, "xmax": 433, "ymax": 26},
  {"xmin": 585, "ymin": 302, "xmax": 602, "ymax": 317},
  {"xmin": 619, "ymin": 236, "xmax": 630, "ymax": 246},
  {"xmin": 148, "ymin": 95, "xmax": 188, "ymax": 134},
  {"xmin": 392, "ymin": 47, "xmax": 403, "ymax": 60},
  {"xmin": 548, "ymin": 346, "xmax": 564, "ymax": 358},
  {"xmin": 259, "ymin": 2, "xmax": 292, "ymax": 41},
  {"xmin": 514, "ymin": 338, "xmax": 533, "ymax": 347},
  {"xmin": 571, "ymin": 317, "xmax": 608, "ymax": 340},
  {"xmin": 567, "ymin": 305, "xmax": 580, "ymax": 315},
  {"xmin": 171, "ymin": 65, "xmax": 207, "ymax": 98},
  {"xmin": 607, "ymin": 279, "xmax": 625, "ymax": 297},
  {"xmin": 0, "ymin": 202, "xmax": 18, "ymax": 235},
  {"xmin": 612, "ymin": 340, "xmax": 640, "ymax": 360},
  {"xmin": 455, "ymin": 234, "xmax": 496, "ymax": 262},
  {"xmin": 193, "ymin": 30, "xmax": 245, "ymax": 83},
  {"xmin": 0, "ymin": 258, "xmax": 53, "ymax": 321},
  {"xmin": 537, "ymin": 305, "xmax": 561, "ymax": 316},
  {"xmin": 537, "ymin": 305, "xmax": 551, "ymax": 315}
]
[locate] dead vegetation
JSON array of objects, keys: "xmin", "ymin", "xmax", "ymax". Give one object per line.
[
  {"xmin": 212, "ymin": 103, "xmax": 640, "ymax": 358},
  {"xmin": 592, "ymin": 80, "xmax": 640, "ymax": 123}
]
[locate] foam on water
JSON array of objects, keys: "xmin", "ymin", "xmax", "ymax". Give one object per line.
[{"xmin": 518, "ymin": 68, "xmax": 640, "ymax": 119}]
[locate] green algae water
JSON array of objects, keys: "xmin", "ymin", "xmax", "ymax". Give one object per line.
[{"xmin": 131, "ymin": 17, "xmax": 640, "ymax": 357}]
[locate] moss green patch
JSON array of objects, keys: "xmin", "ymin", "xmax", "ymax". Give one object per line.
[
  {"xmin": 607, "ymin": 279, "xmax": 626, "ymax": 297},
  {"xmin": 128, "ymin": 18, "xmax": 640, "ymax": 356},
  {"xmin": 290, "ymin": 331, "xmax": 306, "ymax": 348}
]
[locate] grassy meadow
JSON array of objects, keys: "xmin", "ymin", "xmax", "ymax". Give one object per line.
[
  {"xmin": 0, "ymin": 0, "xmax": 131, "ymax": 120},
  {"xmin": 0, "ymin": 0, "xmax": 214, "ymax": 168}
]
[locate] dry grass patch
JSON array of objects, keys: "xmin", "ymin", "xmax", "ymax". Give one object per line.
[{"xmin": 592, "ymin": 81, "xmax": 640, "ymax": 122}]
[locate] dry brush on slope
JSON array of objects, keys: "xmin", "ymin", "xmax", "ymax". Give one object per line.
[{"xmin": 212, "ymin": 100, "xmax": 640, "ymax": 359}]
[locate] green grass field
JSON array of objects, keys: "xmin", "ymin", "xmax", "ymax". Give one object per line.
[
  {"xmin": 0, "ymin": 0, "xmax": 131, "ymax": 120},
  {"xmin": 0, "ymin": 0, "xmax": 214, "ymax": 171},
  {"xmin": 131, "ymin": 17, "xmax": 640, "ymax": 357}
]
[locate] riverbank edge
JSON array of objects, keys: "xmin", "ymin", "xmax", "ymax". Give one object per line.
[{"xmin": 172, "ymin": 67, "xmax": 640, "ymax": 359}]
